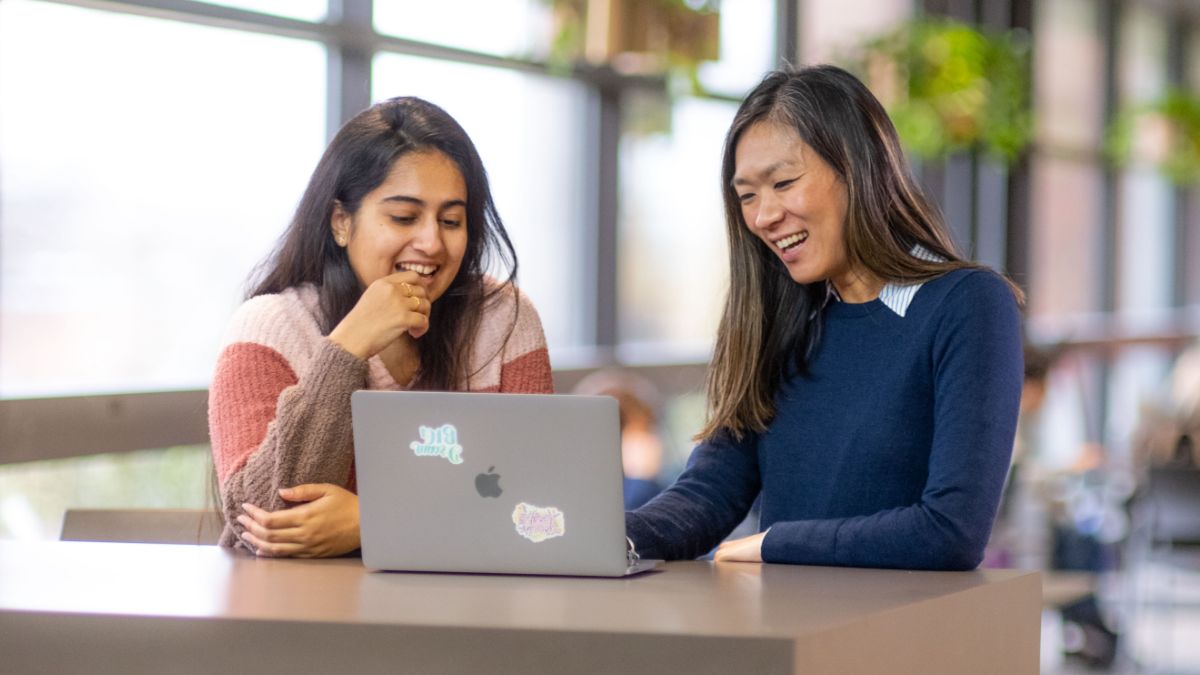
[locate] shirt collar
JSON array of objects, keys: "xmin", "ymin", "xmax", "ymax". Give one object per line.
[{"xmin": 824, "ymin": 244, "xmax": 945, "ymax": 318}]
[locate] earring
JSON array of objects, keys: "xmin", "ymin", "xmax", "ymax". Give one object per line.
[{"xmin": 336, "ymin": 236, "xmax": 346, "ymax": 246}]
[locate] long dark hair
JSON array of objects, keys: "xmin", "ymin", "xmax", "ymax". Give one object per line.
[
  {"xmin": 248, "ymin": 96, "xmax": 518, "ymax": 390},
  {"xmin": 699, "ymin": 64, "xmax": 1023, "ymax": 441}
]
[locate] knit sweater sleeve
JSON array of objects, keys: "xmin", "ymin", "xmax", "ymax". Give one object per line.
[
  {"xmin": 761, "ymin": 271, "xmax": 1023, "ymax": 570},
  {"xmin": 207, "ymin": 293, "xmax": 368, "ymax": 549},
  {"xmin": 498, "ymin": 287, "xmax": 554, "ymax": 394},
  {"xmin": 624, "ymin": 429, "xmax": 762, "ymax": 560}
]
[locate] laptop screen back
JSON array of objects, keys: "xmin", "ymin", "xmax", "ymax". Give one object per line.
[{"xmin": 352, "ymin": 391, "xmax": 629, "ymax": 576}]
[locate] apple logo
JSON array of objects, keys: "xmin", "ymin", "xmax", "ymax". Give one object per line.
[{"xmin": 475, "ymin": 466, "xmax": 502, "ymax": 498}]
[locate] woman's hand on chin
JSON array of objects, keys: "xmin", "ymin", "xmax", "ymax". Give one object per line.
[
  {"xmin": 237, "ymin": 484, "xmax": 361, "ymax": 558},
  {"xmin": 328, "ymin": 271, "xmax": 431, "ymax": 359}
]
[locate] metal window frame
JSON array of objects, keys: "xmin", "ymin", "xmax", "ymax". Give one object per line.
[
  {"xmin": 0, "ymin": 0, "xmax": 797, "ymax": 465},
  {"xmin": 4, "ymin": 0, "xmax": 1199, "ymax": 467}
]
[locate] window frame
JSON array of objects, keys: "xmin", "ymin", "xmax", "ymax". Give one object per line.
[{"xmin": 0, "ymin": 0, "xmax": 798, "ymax": 462}]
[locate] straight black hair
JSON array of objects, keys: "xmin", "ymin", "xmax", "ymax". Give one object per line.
[
  {"xmin": 701, "ymin": 65, "xmax": 1021, "ymax": 440},
  {"xmin": 248, "ymin": 97, "xmax": 519, "ymax": 390}
]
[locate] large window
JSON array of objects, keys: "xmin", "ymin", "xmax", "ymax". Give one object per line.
[
  {"xmin": 1107, "ymin": 4, "xmax": 1175, "ymax": 454},
  {"xmin": 1034, "ymin": 0, "xmax": 1105, "ymax": 153},
  {"xmin": 614, "ymin": 0, "xmax": 777, "ymax": 355},
  {"xmin": 1028, "ymin": 158, "xmax": 1105, "ymax": 318},
  {"xmin": 374, "ymin": 0, "xmax": 552, "ymax": 59},
  {"xmin": 192, "ymin": 0, "xmax": 326, "ymax": 21},
  {"xmin": 0, "ymin": 0, "xmax": 792, "ymax": 540},
  {"xmin": 1029, "ymin": 0, "xmax": 1106, "ymax": 323},
  {"xmin": 696, "ymin": 0, "xmax": 775, "ymax": 97},
  {"xmin": 799, "ymin": 0, "xmax": 913, "ymax": 64},
  {"xmin": 372, "ymin": 54, "xmax": 591, "ymax": 350},
  {"xmin": 1116, "ymin": 5, "xmax": 1172, "ymax": 315},
  {"xmin": 1027, "ymin": 0, "xmax": 1185, "ymax": 461},
  {"xmin": 0, "ymin": 0, "xmax": 326, "ymax": 397},
  {"xmin": 0, "ymin": 446, "xmax": 211, "ymax": 539},
  {"xmin": 617, "ymin": 97, "xmax": 735, "ymax": 355}
]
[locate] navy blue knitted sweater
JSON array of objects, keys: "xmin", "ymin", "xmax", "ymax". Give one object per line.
[{"xmin": 626, "ymin": 269, "xmax": 1023, "ymax": 570}]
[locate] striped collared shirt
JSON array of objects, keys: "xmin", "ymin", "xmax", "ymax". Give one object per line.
[{"xmin": 825, "ymin": 245, "xmax": 944, "ymax": 318}]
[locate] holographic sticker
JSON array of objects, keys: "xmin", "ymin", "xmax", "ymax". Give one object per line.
[
  {"xmin": 512, "ymin": 502, "xmax": 566, "ymax": 543},
  {"xmin": 409, "ymin": 424, "xmax": 464, "ymax": 464}
]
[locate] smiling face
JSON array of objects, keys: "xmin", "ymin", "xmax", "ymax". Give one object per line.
[
  {"xmin": 732, "ymin": 121, "xmax": 877, "ymax": 302},
  {"xmin": 332, "ymin": 150, "xmax": 468, "ymax": 303}
]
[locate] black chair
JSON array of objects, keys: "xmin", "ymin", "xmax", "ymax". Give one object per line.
[
  {"xmin": 1143, "ymin": 434, "xmax": 1200, "ymax": 543},
  {"xmin": 1126, "ymin": 434, "xmax": 1200, "ymax": 673}
]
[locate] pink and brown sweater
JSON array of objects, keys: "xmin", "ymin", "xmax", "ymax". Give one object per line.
[{"xmin": 207, "ymin": 282, "xmax": 553, "ymax": 549}]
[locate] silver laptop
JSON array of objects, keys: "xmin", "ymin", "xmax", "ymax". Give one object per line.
[{"xmin": 351, "ymin": 390, "xmax": 660, "ymax": 577}]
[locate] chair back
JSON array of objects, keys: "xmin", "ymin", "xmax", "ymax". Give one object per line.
[
  {"xmin": 1144, "ymin": 436, "xmax": 1200, "ymax": 548},
  {"xmin": 60, "ymin": 508, "xmax": 222, "ymax": 545}
]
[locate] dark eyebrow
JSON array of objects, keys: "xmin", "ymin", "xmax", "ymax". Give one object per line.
[
  {"xmin": 380, "ymin": 196, "xmax": 467, "ymax": 210},
  {"xmin": 731, "ymin": 160, "xmax": 797, "ymax": 188},
  {"xmin": 381, "ymin": 195, "xmax": 424, "ymax": 206}
]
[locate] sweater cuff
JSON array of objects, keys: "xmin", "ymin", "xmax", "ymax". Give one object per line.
[
  {"xmin": 761, "ymin": 520, "xmax": 838, "ymax": 566},
  {"xmin": 624, "ymin": 512, "xmax": 663, "ymax": 561},
  {"xmin": 309, "ymin": 338, "xmax": 369, "ymax": 392}
]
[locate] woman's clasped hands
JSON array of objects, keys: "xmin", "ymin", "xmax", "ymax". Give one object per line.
[{"xmin": 237, "ymin": 483, "xmax": 362, "ymax": 558}]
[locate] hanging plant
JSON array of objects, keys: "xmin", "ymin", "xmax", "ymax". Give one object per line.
[
  {"xmin": 843, "ymin": 17, "xmax": 1033, "ymax": 164},
  {"xmin": 542, "ymin": 0, "xmax": 720, "ymax": 89},
  {"xmin": 1106, "ymin": 89, "xmax": 1200, "ymax": 185}
]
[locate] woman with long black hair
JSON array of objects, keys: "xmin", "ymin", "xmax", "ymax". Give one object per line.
[
  {"xmin": 209, "ymin": 97, "xmax": 552, "ymax": 557},
  {"xmin": 626, "ymin": 65, "xmax": 1024, "ymax": 570}
]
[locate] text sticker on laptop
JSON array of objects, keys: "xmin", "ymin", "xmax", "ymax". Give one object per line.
[
  {"xmin": 409, "ymin": 424, "xmax": 464, "ymax": 464},
  {"xmin": 512, "ymin": 502, "xmax": 566, "ymax": 542}
]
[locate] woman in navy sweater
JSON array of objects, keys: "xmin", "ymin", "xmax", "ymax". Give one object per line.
[{"xmin": 625, "ymin": 65, "xmax": 1024, "ymax": 570}]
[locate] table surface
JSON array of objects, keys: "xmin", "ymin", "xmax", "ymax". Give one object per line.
[{"xmin": 0, "ymin": 539, "xmax": 1034, "ymax": 638}]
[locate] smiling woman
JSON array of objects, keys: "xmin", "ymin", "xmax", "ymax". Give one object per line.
[
  {"xmin": 208, "ymin": 97, "xmax": 554, "ymax": 558},
  {"xmin": 626, "ymin": 65, "xmax": 1026, "ymax": 571}
]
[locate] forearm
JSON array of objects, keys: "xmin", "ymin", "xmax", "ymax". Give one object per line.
[
  {"xmin": 626, "ymin": 434, "xmax": 760, "ymax": 560},
  {"xmin": 218, "ymin": 340, "xmax": 367, "ymax": 527},
  {"xmin": 626, "ymin": 487, "xmax": 751, "ymax": 561},
  {"xmin": 762, "ymin": 497, "xmax": 1001, "ymax": 570}
]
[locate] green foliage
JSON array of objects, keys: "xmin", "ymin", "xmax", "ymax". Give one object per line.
[
  {"xmin": 844, "ymin": 17, "xmax": 1033, "ymax": 163},
  {"xmin": 1107, "ymin": 89, "xmax": 1200, "ymax": 185},
  {"xmin": 542, "ymin": 0, "xmax": 587, "ymax": 75}
]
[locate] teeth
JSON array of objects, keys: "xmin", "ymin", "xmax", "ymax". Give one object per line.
[
  {"xmin": 396, "ymin": 263, "xmax": 437, "ymax": 275},
  {"xmin": 775, "ymin": 232, "xmax": 808, "ymax": 251}
]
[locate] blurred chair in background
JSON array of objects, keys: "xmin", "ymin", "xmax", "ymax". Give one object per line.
[
  {"xmin": 1125, "ymin": 341, "xmax": 1200, "ymax": 673},
  {"xmin": 987, "ymin": 339, "xmax": 1122, "ymax": 669}
]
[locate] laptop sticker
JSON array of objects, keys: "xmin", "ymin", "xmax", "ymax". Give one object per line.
[
  {"xmin": 512, "ymin": 503, "xmax": 566, "ymax": 543},
  {"xmin": 409, "ymin": 424, "xmax": 464, "ymax": 464}
]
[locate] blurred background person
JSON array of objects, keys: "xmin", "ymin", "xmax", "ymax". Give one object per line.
[{"xmin": 573, "ymin": 369, "xmax": 667, "ymax": 510}]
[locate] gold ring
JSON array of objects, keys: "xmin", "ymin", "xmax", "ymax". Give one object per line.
[
  {"xmin": 409, "ymin": 296, "xmax": 421, "ymax": 311},
  {"xmin": 400, "ymin": 282, "xmax": 413, "ymax": 297}
]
